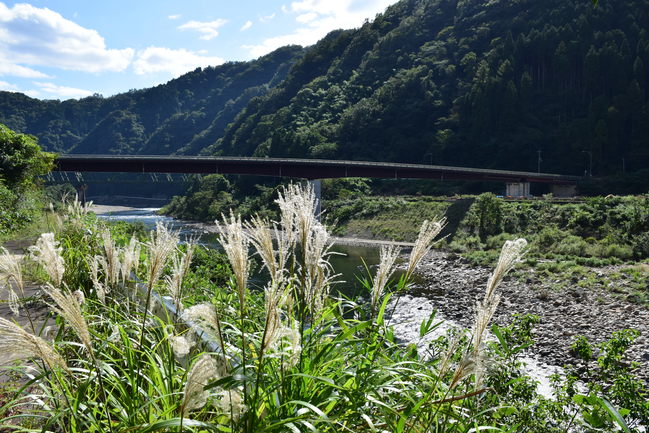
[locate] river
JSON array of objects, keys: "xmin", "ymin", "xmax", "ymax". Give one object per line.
[{"xmin": 95, "ymin": 206, "xmax": 576, "ymax": 397}]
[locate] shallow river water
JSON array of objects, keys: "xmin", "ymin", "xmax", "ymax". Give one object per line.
[{"xmin": 95, "ymin": 206, "xmax": 576, "ymax": 398}]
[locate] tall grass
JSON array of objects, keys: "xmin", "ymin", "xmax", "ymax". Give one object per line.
[{"xmin": 0, "ymin": 190, "xmax": 641, "ymax": 432}]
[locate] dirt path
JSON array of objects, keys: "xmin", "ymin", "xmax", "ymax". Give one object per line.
[{"xmin": 0, "ymin": 240, "xmax": 51, "ymax": 329}]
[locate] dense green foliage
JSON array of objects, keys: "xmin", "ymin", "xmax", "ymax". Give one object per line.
[
  {"xmin": 452, "ymin": 193, "xmax": 649, "ymax": 262},
  {"xmin": 0, "ymin": 47, "xmax": 303, "ymax": 154},
  {"xmin": 2, "ymin": 192, "xmax": 646, "ymax": 432},
  {"xmin": 1, "ymin": 0, "xmax": 648, "ymax": 184},
  {"xmin": 219, "ymin": 0, "xmax": 649, "ymax": 178},
  {"xmin": 0, "ymin": 124, "xmax": 54, "ymax": 235}
]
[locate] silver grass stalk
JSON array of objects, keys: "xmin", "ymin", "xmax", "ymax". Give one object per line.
[
  {"xmin": 43, "ymin": 284, "xmax": 93, "ymax": 357},
  {"xmin": 145, "ymin": 222, "xmax": 179, "ymax": 290},
  {"xmin": 120, "ymin": 235, "xmax": 141, "ymax": 284},
  {"xmin": 0, "ymin": 248, "xmax": 25, "ymax": 316},
  {"xmin": 406, "ymin": 218, "xmax": 446, "ymax": 279},
  {"xmin": 246, "ymin": 216, "xmax": 291, "ymax": 288},
  {"xmin": 215, "ymin": 212, "xmax": 249, "ymax": 304},
  {"xmin": 88, "ymin": 256, "xmax": 106, "ymax": 304},
  {"xmin": 262, "ymin": 280, "xmax": 290, "ymax": 351},
  {"xmin": 0, "ymin": 317, "xmax": 67, "ymax": 371},
  {"xmin": 215, "ymin": 388, "xmax": 246, "ymax": 421},
  {"xmin": 370, "ymin": 244, "xmax": 401, "ymax": 315},
  {"xmin": 29, "ymin": 233, "xmax": 65, "ymax": 287},
  {"xmin": 470, "ymin": 238, "xmax": 527, "ymax": 357},
  {"xmin": 483, "ymin": 238, "xmax": 528, "ymax": 302},
  {"xmin": 165, "ymin": 242, "xmax": 195, "ymax": 305},
  {"xmin": 275, "ymin": 183, "xmax": 316, "ymax": 247},
  {"xmin": 277, "ymin": 319, "xmax": 302, "ymax": 369},
  {"xmin": 181, "ymin": 353, "xmax": 220, "ymax": 416},
  {"xmin": 0, "ymin": 247, "xmax": 25, "ymax": 294},
  {"xmin": 303, "ymin": 222, "xmax": 335, "ymax": 315},
  {"xmin": 65, "ymin": 194, "xmax": 93, "ymax": 221},
  {"xmin": 8, "ymin": 288, "xmax": 20, "ymax": 316},
  {"xmin": 99, "ymin": 228, "xmax": 121, "ymax": 286},
  {"xmin": 452, "ymin": 238, "xmax": 527, "ymax": 389},
  {"xmin": 181, "ymin": 303, "xmax": 225, "ymax": 349},
  {"xmin": 170, "ymin": 334, "xmax": 195, "ymax": 359}
]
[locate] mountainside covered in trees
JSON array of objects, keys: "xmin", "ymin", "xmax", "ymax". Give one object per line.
[
  {"xmin": 2, "ymin": 0, "xmax": 649, "ymax": 177},
  {"xmin": 220, "ymin": 0, "xmax": 649, "ymax": 176},
  {"xmin": 0, "ymin": 46, "xmax": 303, "ymax": 155}
]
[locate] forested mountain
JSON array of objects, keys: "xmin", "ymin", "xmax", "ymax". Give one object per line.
[
  {"xmin": 220, "ymin": 0, "xmax": 649, "ymax": 176},
  {"xmin": 0, "ymin": 46, "xmax": 304, "ymax": 155},
  {"xmin": 2, "ymin": 0, "xmax": 649, "ymax": 177}
]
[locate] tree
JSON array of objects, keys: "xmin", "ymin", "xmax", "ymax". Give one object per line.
[{"xmin": 0, "ymin": 123, "xmax": 55, "ymax": 191}]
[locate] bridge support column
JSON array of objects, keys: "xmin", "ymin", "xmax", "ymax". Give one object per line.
[
  {"xmin": 551, "ymin": 184, "xmax": 577, "ymax": 198},
  {"xmin": 310, "ymin": 179, "xmax": 321, "ymax": 220},
  {"xmin": 76, "ymin": 184, "xmax": 88, "ymax": 205},
  {"xmin": 505, "ymin": 182, "xmax": 530, "ymax": 198}
]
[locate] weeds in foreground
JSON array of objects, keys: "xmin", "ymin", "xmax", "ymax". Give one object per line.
[{"xmin": 0, "ymin": 189, "xmax": 644, "ymax": 432}]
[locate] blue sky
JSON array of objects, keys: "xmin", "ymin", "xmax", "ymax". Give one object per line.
[{"xmin": 0, "ymin": 0, "xmax": 399, "ymax": 100}]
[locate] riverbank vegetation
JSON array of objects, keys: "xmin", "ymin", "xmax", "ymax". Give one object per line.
[
  {"xmin": 1, "ymin": 186, "xmax": 647, "ymax": 432},
  {"xmin": 4, "ymin": 0, "xmax": 649, "ymax": 192},
  {"xmin": 0, "ymin": 124, "xmax": 55, "ymax": 240}
]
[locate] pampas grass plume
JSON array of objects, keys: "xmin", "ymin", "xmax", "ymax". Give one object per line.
[
  {"xmin": 371, "ymin": 244, "xmax": 401, "ymax": 314},
  {"xmin": 43, "ymin": 284, "xmax": 93, "ymax": 356},
  {"xmin": 29, "ymin": 233, "xmax": 65, "ymax": 287},
  {"xmin": 182, "ymin": 353, "xmax": 220, "ymax": 416},
  {"xmin": 406, "ymin": 219, "xmax": 446, "ymax": 279},
  {"xmin": 0, "ymin": 317, "xmax": 67, "ymax": 371}
]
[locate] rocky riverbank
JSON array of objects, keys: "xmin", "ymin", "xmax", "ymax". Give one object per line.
[
  {"xmin": 395, "ymin": 250, "xmax": 649, "ymax": 383},
  {"xmin": 91, "ymin": 205, "xmax": 649, "ymax": 382}
]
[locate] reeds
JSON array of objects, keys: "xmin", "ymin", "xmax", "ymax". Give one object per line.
[
  {"xmin": 371, "ymin": 244, "xmax": 401, "ymax": 315},
  {"xmin": 181, "ymin": 353, "xmax": 220, "ymax": 416},
  {"xmin": 0, "ymin": 247, "xmax": 24, "ymax": 316},
  {"xmin": 28, "ymin": 232, "xmax": 65, "ymax": 286},
  {"xmin": 215, "ymin": 212, "xmax": 250, "ymax": 304},
  {"xmin": 43, "ymin": 283, "xmax": 94, "ymax": 357},
  {"xmin": 452, "ymin": 238, "xmax": 528, "ymax": 388},
  {"xmin": 0, "ymin": 187, "xmax": 552, "ymax": 432},
  {"xmin": 406, "ymin": 218, "xmax": 446, "ymax": 279},
  {"xmin": 0, "ymin": 317, "xmax": 67, "ymax": 371}
]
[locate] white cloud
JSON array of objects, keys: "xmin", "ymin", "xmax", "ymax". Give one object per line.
[
  {"xmin": 240, "ymin": 20, "xmax": 253, "ymax": 31},
  {"xmin": 23, "ymin": 89, "xmax": 40, "ymax": 98},
  {"xmin": 33, "ymin": 81, "xmax": 93, "ymax": 99},
  {"xmin": 259, "ymin": 13, "xmax": 276, "ymax": 23},
  {"xmin": 132, "ymin": 46, "xmax": 224, "ymax": 76},
  {"xmin": 296, "ymin": 12, "xmax": 318, "ymax": 24},
  {"xmin": 245, "ymin": 0, "xmax": 397, "ymax": 57},
  {"xmin": 0, "ymin": 80, "xmax": 18, "ymax": 91},
  {"xmin": 168, "ymin": 14, "xmax": 181, "ymax": 20},
  {"xmin": 0, "ymin": 60, "xmax": 50, "ymax": 78},
  {"xmin": 178, "ymin": 19, "xmax": 227, "ymax": 41},
  {"xmin": 0, "ymin": 3, "xmax": 133, "ymax": 74}
]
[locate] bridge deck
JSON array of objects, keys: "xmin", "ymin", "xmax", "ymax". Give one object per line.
[{"xmin": 54, "ymin": 155, "xmax": 579, "ymax": 185}]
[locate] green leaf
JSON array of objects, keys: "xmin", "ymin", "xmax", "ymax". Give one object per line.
[
  {"xmin": 598, "ymin": 397, "xmax": 632, "ymax": 433},
  {"xmin": 132, "ymin": 418, "xmax": 219, "ymax": 432}
]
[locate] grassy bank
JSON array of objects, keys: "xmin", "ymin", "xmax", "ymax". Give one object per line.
[
  {"xmin": 326, "ymin": 192, "xmax": 649, "ymax": 304},
  {"xmin": 0, "ymin": 188, "xmax": 647, "ymax": 432}
]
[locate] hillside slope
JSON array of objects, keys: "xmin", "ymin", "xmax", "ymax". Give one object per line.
[
  {"xmin": 219, "ymin": 0, "xmax": 649, "ymax": 176},
  {"xmin": 0, "ymin": 46, "xmax": 304, "ymax": 155},
  {"xmin": 2, "ymin": 0, "xmax": 649, "ymax": 178}
]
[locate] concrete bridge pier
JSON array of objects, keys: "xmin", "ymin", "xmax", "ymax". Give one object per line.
[
  {"xmin": 76, "ymin": 184, "xmax": 88, "ymax": 205},
  {"xmin": 551, "ymin": 184, "xmax": 577, "ymax": 198},
  {"xmin": 505, "ymin": 182, "xmax": 530, "ymax": 198}
]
